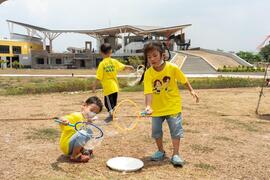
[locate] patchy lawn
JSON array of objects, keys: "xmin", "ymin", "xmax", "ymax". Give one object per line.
[{"xmin": 0, "ymin": 88, "xmax": 270, "ymax": 179}]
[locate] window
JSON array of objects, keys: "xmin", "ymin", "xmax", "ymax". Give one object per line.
[
  {"xmin": 36, "ymin": 58, "xmax": 44, "ymax": 64},
  {"xmin": 56, "ymin": 58, "xmax": 62, "ymax": 64},
  {"xmin": 12, "ymin": 46, "xmax": 22, "ymax": 54},
  {"xmin": 0, "ymin": 45, "xmax": 10, "ymax": 54},
  {"xmin": 80, "ymin": 60, "xmax": 85, "ymax": 67}
]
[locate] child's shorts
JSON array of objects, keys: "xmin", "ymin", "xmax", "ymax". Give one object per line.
[
  {"xmin": 152, "ymin": 112, "xmax": 183, "ymax": 139},
  {"xmin": 68, "ymin": 129, "xmax": 92, "ymax": 155}
]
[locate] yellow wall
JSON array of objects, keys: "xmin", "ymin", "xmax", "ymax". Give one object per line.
[{"xmin": 0, "ymin": 40, "xmax": 43, "ymax": 57}]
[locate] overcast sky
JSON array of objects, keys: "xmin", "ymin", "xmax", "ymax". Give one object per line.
[{"xmin": 0, "ymin": 0, "xmax": 269, "ymax": 52}]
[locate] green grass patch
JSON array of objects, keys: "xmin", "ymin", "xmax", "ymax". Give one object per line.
[
  {"xmin": 0, "ymin": 76, "xmax": 264, "ymax": 95},
  {"xmin": 194, "ymin": 163, "xmax": 216, "ymax": 171},
  {"xmin": 4, "ymin": 78, "xmax": 96, "ymax": 95},
  {"xmin": 191, "ymin": 144, "xmax": 214, "ymax": 153},
  {"xmin": 26, "ymin": 128, "xmax": 60, "ymax": 141},
  {"xmin": 217, "ymin": 66, "xmax": 264, "ymax": 72},
  {"xmin": 186, "ymin": 77, "xmax": 264, "ymax": 89}
]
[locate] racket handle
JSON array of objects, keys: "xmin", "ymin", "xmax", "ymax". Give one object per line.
[
  {"xmin": 54, "ymin": 119, "xmax": 63, "ymax": 124},
  {"xmin": 141, "ymin": 111, "xmax": 150, "ymax": 116},
  {"xmin": 54, "ymin": 119, "xmax": 75, "ymax": 127}
]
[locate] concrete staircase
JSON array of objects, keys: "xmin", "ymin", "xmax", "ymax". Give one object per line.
[{"xmin": 181, "ymin": 55, "xmax": 217, "ymax": 74}]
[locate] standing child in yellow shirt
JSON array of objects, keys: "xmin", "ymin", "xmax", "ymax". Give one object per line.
[
  {"xmin": 141, "ymin": 41, "xmax": 199, "ymax": 166},
  {"xmin": 92, "ymin": 43, "xmax": 134, "ymax": 122}
]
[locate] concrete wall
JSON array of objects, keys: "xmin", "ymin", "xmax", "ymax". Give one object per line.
[
  {"xmin": 31, "ymin": 50, "xmax": 96, "ymax": 69},
  {"xmin": 200, "ymin": 48, "xmax": 253, "ymax": 67}
]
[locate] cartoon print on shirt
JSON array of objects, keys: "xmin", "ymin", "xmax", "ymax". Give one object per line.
[
  {"xmin": 162, "ymin": 76, "xmax": 171, "ymax": 91},
  {"xmin": 153, "ymin": 79, "xmax": 162, "ymax": 94}
]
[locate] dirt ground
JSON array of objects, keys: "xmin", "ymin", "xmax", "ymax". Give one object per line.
[{"xmin": 0, "ymin": 88, "xmax": 270, "ymax": 180}]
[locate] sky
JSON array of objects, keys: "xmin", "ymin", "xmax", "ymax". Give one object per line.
[{"xmin": 0, "ymin": 0, "xmax": 269, "ymax": 52}]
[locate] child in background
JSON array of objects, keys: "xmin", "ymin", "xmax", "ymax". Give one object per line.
[
  {"xmin": 92, "ymin": 43, "xmax": 134, "ymax": 122},
  {"xmin": 57, "ymin": 96, "xmax": 103, "ymax": 163},
  {"xmin": 141, "ymin": 41, "xmax": 199, "ymax": 166}
]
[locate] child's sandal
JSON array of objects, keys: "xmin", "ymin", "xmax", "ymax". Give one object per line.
[
  {"xmin": 70, "ymin": 153, "xmax": 90, "ymax": 163},
  {"xmin": 81, "ymin": 148, "xmax": 94, "ymax": 157}
]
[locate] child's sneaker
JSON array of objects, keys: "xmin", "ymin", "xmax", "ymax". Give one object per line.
[
  {"xmin": 150, "ymin": 150, "xmax": 165, "ymax": 161},
  {"xmin": 104, "ymin": 114, "xmax": 113, "ymax": 123},
  {"xmin": 171, "ymin": 154, "xmax": 184, "ymax": 167}
]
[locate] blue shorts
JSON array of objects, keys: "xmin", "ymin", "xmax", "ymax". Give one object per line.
[
  {"xmin": 68, "ymin": 129, "xmax": 92, "ymax": 155},
  {"xmin": 152, "ymin": 113, "xmax": 183, "ymax": 139}
]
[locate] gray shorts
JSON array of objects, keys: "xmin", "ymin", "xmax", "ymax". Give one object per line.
[
  {"xmin": 68, "ymin": 129, "xmax": 92, "ymax": 155},
  {"xmin": 152, "ymin": 113, "xmax": 183, "ymax": 139}
]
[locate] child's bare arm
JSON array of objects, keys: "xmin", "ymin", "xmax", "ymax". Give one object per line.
[
  {"xmin": 184, "ymin": 81, "xmax": 199, "ymax": 103},
  {"xmin": 124, "ymin": 65, "xmax": 135, "ymax": 71},
  {"xmin": 145, "ymin": 94, "xmax": 153, "ymax": 114}
]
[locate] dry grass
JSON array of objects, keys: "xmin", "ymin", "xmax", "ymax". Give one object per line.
[{"xmin": 0, "ymin": 88, "xmax": 270, "ymax": 179}]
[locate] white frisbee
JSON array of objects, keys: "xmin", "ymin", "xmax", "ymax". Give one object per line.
[{"xmin": 106, "ymin": 157, "xmax": 144, "ymax": 172}]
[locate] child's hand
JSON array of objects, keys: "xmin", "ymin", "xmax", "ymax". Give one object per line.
[
  {"xmin": 144, "ymin": 106, "xmax": 153, "ymax": 115},
  {"xmin": 190, "ymin": 90, "xmax": 199, "ymax": 103},
  {"xmin": 60, "ymin": 119, "xmax": 70, "ymax": 125},
  {"xmin": 125, "ymin": 65, "xmax": 135, "ymax": 72},
  {"xmin": 87, "ymin": 116, "xmax": 98, "ymax": 123}
]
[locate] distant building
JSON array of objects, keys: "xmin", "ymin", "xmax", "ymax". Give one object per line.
[
  {"xmin": 31, "ymin": 42, "xmax": 97, "ymax": 69},
  {"xmin": 0, "ymin": 34, "xmax": 43, "ymax": 68},
  {"xmin": 4, "ymin": 20, "xmax": 191, "ymax": 69},
  {"xmin": 3, "ymin": 19, "xmax": 252, "ymax": 73}
]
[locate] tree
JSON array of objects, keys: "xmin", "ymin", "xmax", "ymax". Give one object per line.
[
  {"xmin": 128, "ymin": 56, "xmax": 144, "ymax": 67},
  {"xmin": 12, "ymin": 61, "xmax": 23, "ymax": 69},
  {"xmin": 0, "ymin": 60, "xmax": 7, "ymax": 69},
  {"xmin": 236, "ymin": 51, "xmax": 262, "ymax": 64},
  {"xmin": 260, "ymin": 44, "xmax": 270, "ymax": 62}
]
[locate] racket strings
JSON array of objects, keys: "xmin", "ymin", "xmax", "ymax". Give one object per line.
[
  {"xmin": 76, "ymin": 122, "xmax": 104, "ymax": 149},
  {"xmin": 113, "ymin": 100, "xmax": 140, "ymax": 131},
  {"xmin": 76, "ymin": 123, "xmax": 103, "ymax": 139},
  {"xmin": 127, "ymin": 65, "xmax": 145, "ymax": 86}
]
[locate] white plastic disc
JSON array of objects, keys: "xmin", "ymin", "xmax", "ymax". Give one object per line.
[{"xmin": 106, "ymin": 157, "xmax": 144, "ymax": 172}]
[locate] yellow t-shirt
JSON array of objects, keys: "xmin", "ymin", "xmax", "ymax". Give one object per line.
[
  {"xmin": 96, "ymin": 57, "xmax": 125, "ymax": 96},
  {"xmin": 144, "ymin": 62, "xmax": 187, "ymax": 117},
  {"xmin": 59, "ymin": 112, "xmax": 86, "ymax": 155}
]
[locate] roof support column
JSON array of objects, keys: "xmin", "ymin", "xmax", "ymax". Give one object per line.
[
  {"xmin": 7, "ymin": 21, "xmax": 14, "ymax": 34},
  {"xmin": 119, "ymin": 28, "xmax": 127, "ymax": 53},
  {"xmin": 96, "ymin": 35, "xmax": 104, "ymax": 53},
  {"xmin": 43, "ymin": 31, "xmax": 62, "ymax": 53}
]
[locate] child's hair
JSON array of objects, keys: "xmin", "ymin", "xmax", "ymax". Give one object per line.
[
  {"xmin": 85, "ymin": 96, "xmax": 103, "ymax": 112},
  {"xmin": 163, "ymin": 76, "xmax": 171, "ymax": 83},
  {"xmin": 154, "ymin": 79, "xmax": 162, "ymax": 86},
  {"xmin": 139, "ymin": 41, "xmax": 171, "ymax": 84},
  {"xmin": 100, "ymin": 43, "xmax": 112, "ymax": 55}
]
